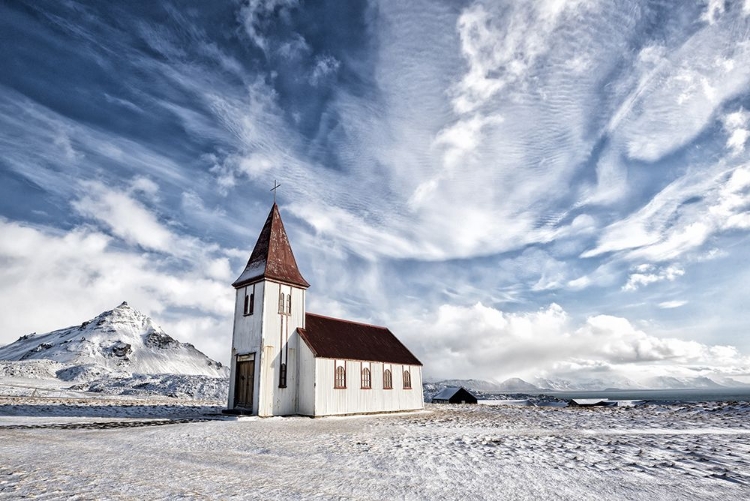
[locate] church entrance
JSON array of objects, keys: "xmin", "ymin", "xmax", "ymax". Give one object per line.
[{"xmin": 234, "ymin": 353, "xmax": 255, "ymax": 410}]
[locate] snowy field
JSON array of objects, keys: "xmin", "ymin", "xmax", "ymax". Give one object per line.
[{"xmin": 1, "ymin": 398, "xmax": 749, "ymax": 500}]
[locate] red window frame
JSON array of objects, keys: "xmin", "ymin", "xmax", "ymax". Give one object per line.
[
  {"xmin": 361, "ymin": 367, "xmax": 371, "ymax": 389},
  {"xmin": 403, "ymin": 369, "xmax": 412, "ymax": 389},
  {"xmin": 383, "ymin": 369, "xmax": 393, "ymax": 389},
  {"xmin": 334, "ymin": 364, "xmax": 346, "ymax": 389}
]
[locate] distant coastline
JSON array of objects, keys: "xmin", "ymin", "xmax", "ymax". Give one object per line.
[{"xmin": 541, "ymin": 387, "xmax": 750, "ymax": 402}]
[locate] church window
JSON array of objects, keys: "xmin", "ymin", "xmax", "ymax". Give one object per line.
[
  {"xmin": 403, "ymin": 369, "xmax": 412, "ymax": 389},
  {"xmin": 383, "ymin": 369, "xmax": 393, "ymax": 389},
  {"xmin": 279, "ymin": 362, "xmax": 287, "ymax": 388},
  {"xmin": 243, "ymin": 291, "xmax": 254, "ymax": 316},
  {"xmin": 361, "ymin": 367, "xmax": 371, "ymax": 389},
  {"xmin": 286, "ymin": 293, "xmax": 292, "ymax": 314},
  {"xmin": 278, "ymin": 291, "xmax": 285, "ymax": 314},
  {"xmin": 334, "ymin": 365, "xmax": 346, "ymax": 389}
]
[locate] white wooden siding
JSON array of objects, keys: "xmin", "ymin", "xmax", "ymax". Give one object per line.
[
  {"xmin": 256, "ymin": 281, "xmax": 306, "ymax": 416},
  {"xmin": 296, "ymin": 340, "xmax": 316, "ymax": 416},
  {"xmin": 229, "ymin": 280, "xmax": 306, "ymax": 416},
  {"xmin": 227, "ymin": 281, "xmax": 266, "ymax": 413},
  {"xmin": 313, "ymin": 358, "xmax": 423, "ymax": 416}
]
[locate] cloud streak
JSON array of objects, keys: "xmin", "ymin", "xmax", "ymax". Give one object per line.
[{"xmin": 2, "ymin": 1, "xmax": 750, "ymax": 384}]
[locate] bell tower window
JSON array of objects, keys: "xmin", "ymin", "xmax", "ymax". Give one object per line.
[
  {"xmin": 243, "ymin": 286, "xmax": 255, "ymax": 316},
  {"xmin": 278, "ymin": 290, "xmax": 292, "ymax": 315}
]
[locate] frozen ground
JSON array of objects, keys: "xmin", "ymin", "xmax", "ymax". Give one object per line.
[
  {"xmin": 1, "ymin": 399, "xmax": 749, "ymax": 500},
  {"xmin": 0, "ymin": 361, "xmax": 228, "ymax": 401}
]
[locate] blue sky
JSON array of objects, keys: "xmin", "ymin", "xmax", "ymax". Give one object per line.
[{"xmin": 2, "ymin": 0, "xmax": 750, "ymax": 386}]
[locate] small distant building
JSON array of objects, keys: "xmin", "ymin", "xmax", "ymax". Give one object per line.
[
  {"xmin": 568, "ymin": 398, "xmax": 616, "ymax": 407},
  {"xmin": 432, "ymin": 386, "xmax": 478, "ymax": 404}
]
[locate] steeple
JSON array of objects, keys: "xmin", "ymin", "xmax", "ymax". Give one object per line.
[{"xmin": 232, "ymin": 203, "xmax": 310, "ymax": 289}]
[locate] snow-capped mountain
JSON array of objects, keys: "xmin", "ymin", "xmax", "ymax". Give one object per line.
[
  {"xmin": 0, "ymin": 302, "xmax": 227, "ymax": 379},
  {"xmin": 423, "ymin": 378, "xmax": 542, "ymax": 400},
  {"xmin": 534, "ymin": 376, "xmax": 644, "ymax": 391},
  {"xmin": 534, "ymin": 375, "xmax": 749, "ymax": 391},
  {"xmin": 428, "ymin": 379, "xmax": 507, "ymax": 393},
  {"xmin": 643, "ymin": 376, "xmax": 728, "ymax": 390},
  {"xmin": 495, "ymin": 377, "xmax": 541, "ymax": 392}
]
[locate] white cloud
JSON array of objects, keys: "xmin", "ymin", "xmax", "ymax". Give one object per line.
[
  {"xmin": 583, "ymin": 163, "xmax": 750, "ymax": 264},
  {"xmin": 626, "ymin": 222, "xmax": 711, "ymax": 262},
  {"xmin": 0, "ymin": 90, "xmax": 198, "ymax": 200},
  {"xmin": 582, "ymin": 145, "xmax": 629, "ymax": 206},
  {"xmin": 452, "ymin": 1, "xmax": 591, "ymax": 114},
  {"xmin": 394, "ymin": 302, "xmax": 750, "ymax": 383},
  {"xmin": 239, "ymin": 0, "xmax": 299, "ymax": 53},
  {"xmin": 723, "ymin": 108, "xmax": 750, "ymax": 155},
  {"xmin": 129, "ymin": 176, "xmax": 160, "ymax": 199},
  {"xmin": 53, "ymin": 129, "xmax": 81, "ymax": 162},
  {"xmin": 609, "ymin": 19, "xmax": 750, "ymax": 163},
  {"xmin": 701, "ymin": 0, "xmax": 725, "ymax": 24},
  {"xmin": 567, "ymin": 275, "xmax": 592, "ymax": 290},
  {"xmin": 207, "ymin": 152, "xmax": 277, "ymax": 193},
  {"xmin": 658, "ymin": 300, "xmax": 688, "ymax": 309},
  {"xmin": 709, "ymin": 166, "xmax": 750, "ymax": 230},
  {"xmin": 622, "ymin": 264, "xmax": 685, "ymax": 291},
  {"xmin": 276, "ymin": 34, "xmax": 310, "ymax": 59},
  {"xmin": 72, "ymin": 180, "xmax": 179, "ymax": 255},
  {"xmin": 727, "ymin": 129, "xmax": 750, "ymax": 155},
  {"xmin": 566, "ymin": 262, "xmax": 620, "ymax": 291},
  {"xmin": 309, "ymin": 55, "xmax": 340, "ymax": 86}
]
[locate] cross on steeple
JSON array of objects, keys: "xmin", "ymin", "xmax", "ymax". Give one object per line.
[{"xmin": 270, "ymin": 180, "xmax": 281, "ymax": 203}]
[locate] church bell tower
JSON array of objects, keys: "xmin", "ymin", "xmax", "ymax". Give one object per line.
[{"xmin": 227, "ymin": 202, "xmax": 309, "ymax": 416}]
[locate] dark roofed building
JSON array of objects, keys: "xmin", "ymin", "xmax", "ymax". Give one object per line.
[{"xmin": 432, "ymin": 387, "xmax": 478, "ymax": 404}]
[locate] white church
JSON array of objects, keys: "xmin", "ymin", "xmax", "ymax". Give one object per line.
[{"xmin": 227, "ymin": 202, "xmax": 423, "ymax": 417}]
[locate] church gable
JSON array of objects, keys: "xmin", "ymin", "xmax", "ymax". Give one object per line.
[{"xmin": 298, "ymin": 313, "xmax": 422, "ymax": 366}]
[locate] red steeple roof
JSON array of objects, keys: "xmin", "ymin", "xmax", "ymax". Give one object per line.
[{"xmin": 232, "ymin": 203, "xmax": 310, "ymax": 289}]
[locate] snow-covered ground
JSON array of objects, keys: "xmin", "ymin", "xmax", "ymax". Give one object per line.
[{"xmin": 1, "ymin": 399, "xmax": 749, "ymax": 500}]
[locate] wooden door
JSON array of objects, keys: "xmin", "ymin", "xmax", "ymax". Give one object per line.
[{"xmin": 234, "ymin": 359, "xmax": 254, "ymax": 409}]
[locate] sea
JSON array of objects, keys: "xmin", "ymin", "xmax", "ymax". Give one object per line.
[{"xmin": 541, "ymin": 387, "xmax": 750, "ymax": 402}]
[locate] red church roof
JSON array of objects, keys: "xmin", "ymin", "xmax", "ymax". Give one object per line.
[
  {"xmin": 233, "ymin": 203, "xmax": 310, "ymax": 289},
  {"xmin": 298, "ymin": 313, "xmax": 422, "ymax": 365}
]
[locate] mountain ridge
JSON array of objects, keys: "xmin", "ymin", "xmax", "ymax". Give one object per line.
[
  {"xmin": 0, "ymin": 302, "xmax": 228, "ymax": 400},
  {"xmin": 0, "ymin": 301, "xmax": 226, "ymax": 378}
]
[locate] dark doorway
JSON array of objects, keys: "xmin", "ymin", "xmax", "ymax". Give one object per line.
[{"xmin": 234, "ymin": 356, "xmax": 255, "ymax": 410}]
